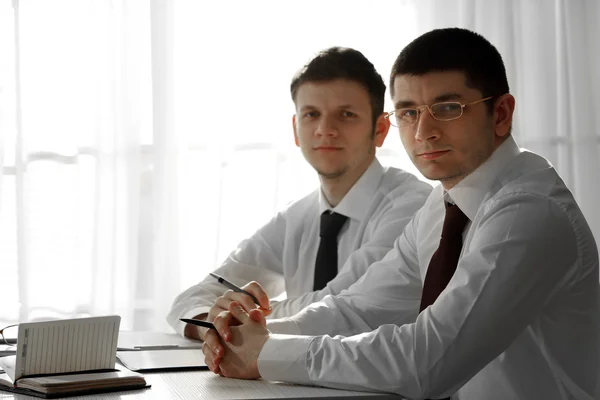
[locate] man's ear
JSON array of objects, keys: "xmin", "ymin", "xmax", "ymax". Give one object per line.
[
  {"xmin": 493, "ymin": 93, "xmax": 515, "ymax": 139},
  {"xmin": 292, "ymin": 114, "xmax": 300, "ymax": 147},
  {"xmin": 373, "ymin": 112, "xmax": 391, "ymax": 147}
]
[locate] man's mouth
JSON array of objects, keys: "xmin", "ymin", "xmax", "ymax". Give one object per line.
[
  {"xmin": 314, "ymin": 146, "xmax": 342, "ymax": 151},
  {"xmin": 417, "ymin": 150, "xmax": 450, "ymax": 160}
]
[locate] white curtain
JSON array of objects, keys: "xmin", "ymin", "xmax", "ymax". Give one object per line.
[
  {"xmin": 414, "ymin": 0, "xmax": 600, "ymax": 251},
  {"xmin": 0, "ymin": 0, "xmax": 153, "ymax": 328},
  {"xmin": 0, "ymin": 0, "xmax": 418, "ymax": 331},
  {"xmin": 1, "ymin": 0, "xmax": 598, "ymax": 331}
]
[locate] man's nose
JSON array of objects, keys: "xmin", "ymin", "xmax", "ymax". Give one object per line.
[
  {"xmin": 315, "ymin": 116, "xmax": 339, "ymax": 137},
  {"xmin": 414, "ymin": 107, "xmax": 441, "ymax": 142}
]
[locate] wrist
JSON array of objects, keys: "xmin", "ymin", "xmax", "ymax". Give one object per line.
[{"xmin": 253, "ymin": 332, "xmax": 270, "ymax": 378}]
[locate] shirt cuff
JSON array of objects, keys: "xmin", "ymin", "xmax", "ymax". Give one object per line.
[
  {"xmin": 258, "ymin": 333, "xmax": 314, "ymax": 384},
  {"xmin": 266, "ymin": 318, "xmax": 302, "ymax": 335}
]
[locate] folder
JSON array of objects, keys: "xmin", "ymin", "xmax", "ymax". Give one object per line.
[{"xmin": 117, "ymin": 348, "xmax": 207, "ymax": 372}]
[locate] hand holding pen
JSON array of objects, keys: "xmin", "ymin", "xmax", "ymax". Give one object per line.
[
  {"xmin": 208, "ymin": 273, "xmax": 272, "ymax": 316},
  {"xmin": 180, "ymin": 273, "xmax": 272, "ymax": 342}
]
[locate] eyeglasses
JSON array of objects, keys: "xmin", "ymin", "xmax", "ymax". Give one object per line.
[
  {"xmin": 0, "ymin": 324, "xmax": 18, "ymax": 345},
  {"xmin": 386, "ymin": 96, "xmax": 494, "ymax": 127}
]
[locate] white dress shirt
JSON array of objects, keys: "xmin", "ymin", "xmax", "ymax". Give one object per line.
[
  {"xmin": 259, "ymin": 137, "xmax": 600, "ymax": 400},
  {"xmin": 167, "ymin": 159, "xmax": 432, "ymax": 334}
]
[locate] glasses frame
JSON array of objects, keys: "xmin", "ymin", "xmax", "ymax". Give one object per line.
[
  {"xmin": 386, "ymin": 96, "xmax": 494, "ymax": 127},
  {"xmin": 0, "ymin": 324, "xmax": 18, "ymax": 345}
]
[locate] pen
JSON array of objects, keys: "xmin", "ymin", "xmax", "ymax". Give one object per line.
[
  {"xmin": 209, "ymin": 272, "xmax": 269, "ymax": 310},
  {"xmin": 180, "ymin": 318, "xmax": 216, "ymax": 330}
]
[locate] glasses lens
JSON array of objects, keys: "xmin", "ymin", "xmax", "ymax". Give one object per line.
[
  {"xmin": 386, "ymin": 113, "xmax": 397, "ymax": 127},
  {"xmin": 393, "ymin": 108, "xmax": 419, "ymax": 127},
  {"xmin": 1, "ymin": 325, "xmax": 18, "ymax": 345},
  {"xmin": 431, "ymin": 102, "xmax": 462, "ymax": 120}
]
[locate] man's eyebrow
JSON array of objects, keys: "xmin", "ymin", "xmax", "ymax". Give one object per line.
[
  {"xmin": 394, "ymin": 92, "xmax": 466, "ymax": 109},
  {"xmin": 298, "ymin": 104, "xmax": 357, "ymax": 112},
  {"xmin": 298, "ymin": 105, "xmax": 317, "ymax": 112},
  {"xmin": 433, "ymin": 92, "xmax": 464, "ymax": 103},
  {"xmin": 394, "ymin": 100, "xmax": 416, "ymax": 109}
]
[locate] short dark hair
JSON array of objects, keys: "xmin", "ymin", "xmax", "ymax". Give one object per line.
[
  {"xmin": 390, "ymin": 28, "xmax": 509, "ymax": 112},
  {"xmin": 290, "ymin": 47, "xmax": 386, "ymax": 126}
]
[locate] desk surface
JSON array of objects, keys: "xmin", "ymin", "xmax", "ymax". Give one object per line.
[
  {"xmin": 0, "ymin": 331, "xmax": 403, "ymax": 399},
  {"xmin": 0, "ymin": 370, "xmax": 402, "ymax": 399}
]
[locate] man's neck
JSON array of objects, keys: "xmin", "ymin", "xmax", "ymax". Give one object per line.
[{"xmin": 319, "ymin": 163, "xmax": 371, "ymax": 207}]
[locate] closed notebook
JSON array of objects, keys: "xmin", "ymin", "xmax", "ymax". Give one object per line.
[
  {"xmin": 117, "ymin": 348, "xmax": 207, "ymax": 372},
  {"xmin": 0, "ymin": 316, "xmax": 149, "ymax": 398}
]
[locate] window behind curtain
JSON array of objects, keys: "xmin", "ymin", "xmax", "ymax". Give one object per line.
[{"xmin": 0, "ymin": 0, "xmax": 421, "ymax": 330}]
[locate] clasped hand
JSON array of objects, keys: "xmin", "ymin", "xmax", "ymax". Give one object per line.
[
  {"xmin": 207, "ymin": 281, "xmax": 272, "ymax": 323},
  {"xmin": 184, "ymin": 281, "xmax": 272, "ymax": 341},
  {"xmin": 202, "ymin": 301, "xmax": 270, "ymax": 379}
]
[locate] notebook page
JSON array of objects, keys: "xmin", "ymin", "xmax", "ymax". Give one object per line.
[
  {"xmin": 13, "ymin": 316, "xmax": 120, "ymax": 381},
  {"xmin": 0, "ymin": 356, "xmax": 16, "ymax": 382}
]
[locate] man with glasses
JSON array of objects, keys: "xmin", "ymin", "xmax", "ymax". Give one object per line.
[
  {"xmin": 201, "ymin": 28, "xmax": 599, "ymax": 400},
  {"xmin": 167, "ymin": 47, "xmax": 432, "ymax": 340}
]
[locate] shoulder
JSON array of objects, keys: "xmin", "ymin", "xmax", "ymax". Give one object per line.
[
  {"xmin": 479, "ymin": 151, "xmax": 595, "ymax": 250},
  {"xmin": 275, "ymin": 188, "xmax": 320, "ymax": 220},
  {"xmin": 484, "ymin": 151, "xmax": 574, "ymax": 214},
  {"xmin": 250, "ymin": 189, "xmax": 319, "ymax": 240}
]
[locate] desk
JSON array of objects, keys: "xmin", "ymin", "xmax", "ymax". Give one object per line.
[
  {"xmin": 0, "ymin": 331, "xmax": 403, "ymax": 399},
  {"xmin": 0, "ymin": 370, "xmax": 402, "ymax": 399}
]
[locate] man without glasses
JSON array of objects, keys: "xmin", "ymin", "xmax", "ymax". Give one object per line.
[{"xmin": 167, "ymin": 47, "xmax": 431, "ymax": 340}]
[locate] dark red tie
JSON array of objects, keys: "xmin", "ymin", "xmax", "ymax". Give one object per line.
[
  {"xmin": 313, "ymin": 211, "xmax": 348, "ymax": 291},
  {"xmin": 420, "ymin": 203, "xmax": 470, "ymax": 311},
  {"xmin": 420, "ymin": 203, "xmax": 469, "ymax": 400}
]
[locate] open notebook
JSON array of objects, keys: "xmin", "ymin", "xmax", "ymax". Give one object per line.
[{"xmin": 0, "ymin": 316, "xmax": 148, "ymax": 398}]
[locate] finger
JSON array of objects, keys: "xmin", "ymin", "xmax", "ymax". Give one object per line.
[
  {"xmin": 223, "ymin": 290, "xmax": 257, "ymax": 314},
  {"xmin": 228, "ymin": 301, "xmax": 252, "ymax": 325},
  {"xmin": 242, "ymin": 281, "xmax": 271, "ymax": 311},
  {"xmin": 197, "ymin": 326, "xmax": 211, "ymax": 341},
  {"xmin": 213, "ymin": 310, "xmax": 237, "ymax": 342},
  {"xmin": 208, "ymin": 297, "xmax": 231, "ymax": 321},
  {"xmin": 248, "ymin": 309, "xmax": 267, "ymax": 326},
  {"xmin": 202, "ymin": 342, "xmax": 221, "ymax": 374},
  {"xmin": 260, "ymin": 306, "xmax": 273, "ymax": 317},
  {"xmin": 219, "ymin": 363, "xmax": 229, "ymax": 378},
  {"xmin": 203, "ymin": 329, "xmax": 224, "ymax": 359},
  {"xmin": 184, "ymin": 321, "xmax": 209, "ymax": 341}
]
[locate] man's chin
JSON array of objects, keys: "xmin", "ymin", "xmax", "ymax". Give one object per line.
[
  {"xmin": 315, "ymin": 167, "xmax": 347, "ymax": 180},
  {"xmin": 419, "ymin": 169, "xmax": 465, "ymax": 186}
]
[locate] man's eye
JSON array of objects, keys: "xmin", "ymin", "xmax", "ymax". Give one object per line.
[
  {"xmin": 303, "ymin": 111, "xmax": 319, "ymax": 118},
  {"xmin": 399, "ymin": 109, "xmax": 418, "ymax": 119},
  {"xmin": 341, "ymin": 111, "xmax": 356, "ymax": 118},
  {"xmin": 437, "ymin": 103, "xmax": 461, "ymax": 113}
]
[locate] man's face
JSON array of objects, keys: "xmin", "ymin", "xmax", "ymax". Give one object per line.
[
  {"xmin": 293, "ymin": 79, "xmax": 388, "ymax": 182},
  {"xmin": 392, "ymin": 71, "xmax": 505, "ymax": 189}
]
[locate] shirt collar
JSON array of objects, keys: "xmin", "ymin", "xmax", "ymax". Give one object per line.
[
  {"xmin": 318, "ymin": 158, "xmax": 384, "ymax": 222},
  {"xmin": 446, "ymin": 136, "xmax": 521, "ymax": 221}
]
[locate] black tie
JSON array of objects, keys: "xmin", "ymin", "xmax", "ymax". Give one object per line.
[
  {"xmin": 420, "ymin": 203, "xmax": 469, "ymax": 312},
  {"xmin": 420, "ymin": 203, "xmax": 469, "ymax": 400},
  {"xmin": 313, "ymin": 211, "xmax": 348, "ymax": 291}
]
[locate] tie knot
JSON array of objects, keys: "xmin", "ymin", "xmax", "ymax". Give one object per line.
[
  {"xmin": 320, "ymin": 211, "xmax": 348, "ymax": 238},
  {"xmin": 441, "ymin": 203, "xmax": 469, "ymax": 239}
]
